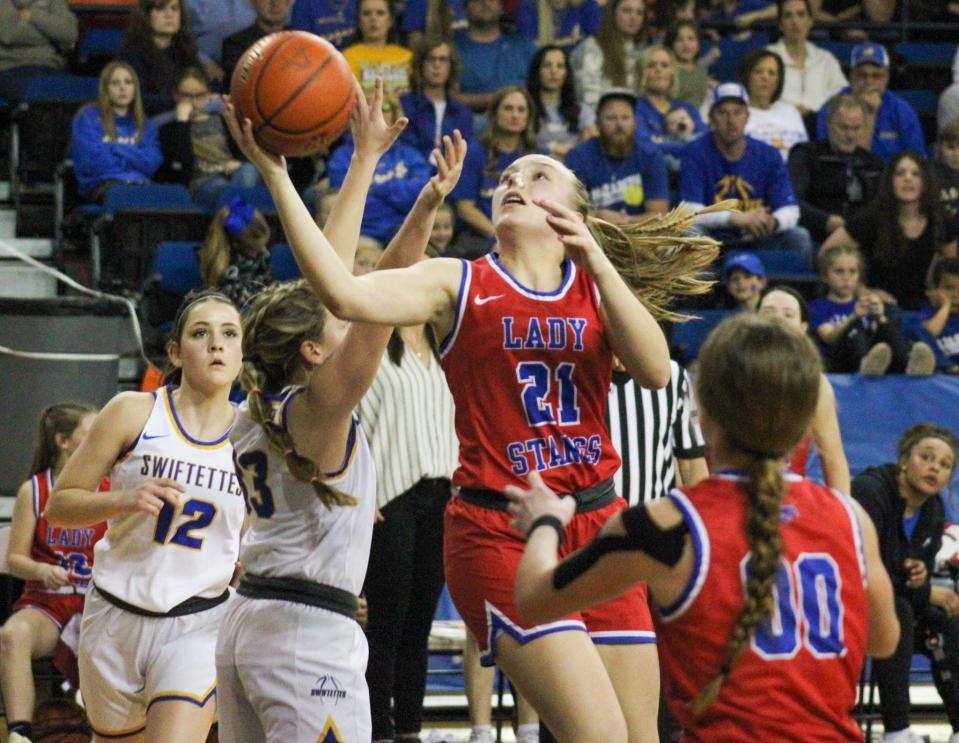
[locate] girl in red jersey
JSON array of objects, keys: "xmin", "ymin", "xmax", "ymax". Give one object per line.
[
  {"xmin": 225, "ymin": 97, "xmax": 719, "ymax": 743},
  {"xmin": 0, "ymin": 402, "xmax": 108, "ymax": 743},
  {"xmin": 758, "ymin": 284, "xmax": 851, "ymax": 494},
  {"xmin": 506, "ymin": 313, "xmax": 901, "ymax": 742}
]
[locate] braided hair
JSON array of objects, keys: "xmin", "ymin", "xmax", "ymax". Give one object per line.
[
  {"xmin": 692, "ymin": 313, "xmax": 822, "ymax": 715},
  {"xmin": 241, "ymin": 281, "xmax": 356, "ymax": 510}
]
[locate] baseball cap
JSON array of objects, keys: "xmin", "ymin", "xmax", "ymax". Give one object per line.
[
  {"xmin": 597, "ymin": 88, "xmax": 637, "ymax": 112},
  {"xmin": 722, "ymin": 251, "xmax": 765, "ymax": 280},
  {"xmin": 708, "ymin": 82, "xmax": 750, "ymax": 112},
  {"xmin": 850, "ymin": 42, "xmax": 889, "ymax": 69}
]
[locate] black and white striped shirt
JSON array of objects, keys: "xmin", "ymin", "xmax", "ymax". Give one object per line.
[
  {"xmin": 606, "ymin": 360, "xmax": 706, "ymax": 506},
  {"xmin": 357, "ymin": 350, "xmax": 458, "ymax": 509}
]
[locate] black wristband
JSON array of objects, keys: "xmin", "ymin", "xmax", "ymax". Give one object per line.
[{"xmin": 527, "ymin": 514, "xmax": 565, "ymax": 545}]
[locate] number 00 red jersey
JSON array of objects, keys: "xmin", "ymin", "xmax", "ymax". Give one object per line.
[
  {"xmin": 656, "ymin": 473, "xmax": 868, "ymax": 742},
  {"xmin": 440, "ymin": 254, "xmax": 621, "ymax": 494}
]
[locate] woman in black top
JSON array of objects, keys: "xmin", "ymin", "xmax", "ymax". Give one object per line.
[
  {"xmin": 822, "ymin": 151, "xmax": 958, "ymax": 309},
  {"xmin": 119, "ymin": 0, "xmax": 201, "ymax": 101}
]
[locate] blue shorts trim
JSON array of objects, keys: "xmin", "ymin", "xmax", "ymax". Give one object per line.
[
  {"xmin": 481, "ymin": 600, "xmax": 586, "ymax": 667},
  {"xmin": 588, "ymin": 630, "xmax": 656, "ymax": 645}
]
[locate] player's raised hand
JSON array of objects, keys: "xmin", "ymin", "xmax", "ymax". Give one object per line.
[
  {"xmin": 504, "ymin": 471, "xmax": 576, "ymax": 537},
  {"xmin": 424, "ymin": 131, "xmax": 468, "ymax": 206},
  {"xmin": 535, "ymin": 197, "xmax": 608, "ymax": 276},
  {"xmin": 222, "ymin": 95, "xmax": 287, "ymax": 181},
  {"xmin": 351, "ymin": 77, "xmax": 408, "ymax": 159},
  {"xmin": 120, "ymin": 478, "xmax": 185, "ymax": 520}
]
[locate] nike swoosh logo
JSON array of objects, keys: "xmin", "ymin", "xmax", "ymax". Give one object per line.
[
  {"xmin": 475, "ymin": 294, "xmax": 504, "ymax": 305},
  {"xmin": 142, "ymin": 433, "xmax": 168, "ymax": 440}
]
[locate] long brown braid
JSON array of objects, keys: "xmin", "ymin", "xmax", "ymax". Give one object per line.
[
  {"xmin": 241, "ymin": 281, "xmax": 356, "ymax": 510},
  {"xmin": 568, "ymin": 171, "xmax": 730, "ymax": 320},
  {"xmin": 692, "ymin": 314, "xmax": 822, "ymax": 715}
]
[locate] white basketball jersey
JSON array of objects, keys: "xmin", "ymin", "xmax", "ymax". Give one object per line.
[
  {"xmin": 232, "ymin": 388, "xmax": 376, "ymax": 595},
  {"xmin": 94, "ymin": 386, "xmax": 246, "ymax": 613}
]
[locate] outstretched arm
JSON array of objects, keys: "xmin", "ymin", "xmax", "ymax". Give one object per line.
[
  {"xmin": 536, "ymin": 198, "xmax": 671, "ymax": 389},
  {"xmin": 811, "ymin": 374, "xmax": 850, "ymax": 494}
]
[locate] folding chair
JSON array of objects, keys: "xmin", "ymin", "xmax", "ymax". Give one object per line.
[
  {"xmin": 269, "ymin": 243, "xmax": 301, "ymax": 282},
  {"xmin": 144, "ymin": 240, "xmax": 204, "ymax": 332}
]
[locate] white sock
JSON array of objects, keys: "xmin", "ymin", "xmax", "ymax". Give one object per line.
[{"xmin": 517, "ymin": 723, "xmax": 539, "ymax": 742}]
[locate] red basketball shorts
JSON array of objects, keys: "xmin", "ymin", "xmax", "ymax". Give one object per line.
[
  {"xmin": 444, "ymin": 495, "xmax": 654, "ymax": 665},
  {"xmin": 14, "ymin": 590, "xmax": 85, "ymax": 630}
]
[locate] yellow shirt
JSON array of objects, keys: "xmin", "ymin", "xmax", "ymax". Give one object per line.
[{"xmin": 343, "ymin": 43, "xmax": 413, "ymax": 99}]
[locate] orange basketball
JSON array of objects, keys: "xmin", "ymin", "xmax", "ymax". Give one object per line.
[{"xmin": 230, "ymin": 31, "xmax": 356, "ymax": 158}]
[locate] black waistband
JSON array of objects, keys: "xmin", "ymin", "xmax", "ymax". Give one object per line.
[
  {"xmin": 93, "ymin": 583, "xmax": 229, "ymax": 618},
  {"xmin": 458, "ymin": 478, "xmax": 616, "ymax": 513},
  {"xmin": 237, "ymin": 574, "xmax": 359, "ymax": 619}
]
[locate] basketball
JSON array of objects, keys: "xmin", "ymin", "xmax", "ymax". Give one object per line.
[{"xmin": 230, "ymin": 31, "xmax": 356, "ymax": 158}]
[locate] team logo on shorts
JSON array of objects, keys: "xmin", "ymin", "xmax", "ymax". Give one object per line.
[
  {"xmin": 315, "ymin": 715, "xmax": 346, "ymax": 743},
  {"xmin": 311, "ymin": 675, "xmax": 347, "ymax": 705}
]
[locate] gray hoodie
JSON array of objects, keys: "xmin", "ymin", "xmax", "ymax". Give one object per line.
[
  {"xmin": 0, "ymin": 0, "xmax": 77, "ymax": 74},
  {"xmin": 937, "ymin": 45, "xmax": 959, "ymax": 134}
]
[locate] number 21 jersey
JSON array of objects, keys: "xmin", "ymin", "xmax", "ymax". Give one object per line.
[{"xmin": 440, "ymin": 254, "xmax": 620, "ymax": 494}]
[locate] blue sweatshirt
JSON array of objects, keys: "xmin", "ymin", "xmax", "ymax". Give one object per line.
[
  {"xmin": 816, "ymin": 87, "xmax": 926, "ymax": 162},
  {"xmin": 915, "ymin": 306, "xmax": 959, "ymax": 369},
  {"xmin": 634, "ymin": 96, "xmax": 706, "ymax": 160},
  {"xmin": 328, "ymin": 135, "xmax": 431, "ymax": 243},
  {"xmin": 399, "ymin": 92, "xmax": 475, "ymax": 161},
  {"xmin": 70, "ymin": 104, "xmax": 162, "ymax": 196}
]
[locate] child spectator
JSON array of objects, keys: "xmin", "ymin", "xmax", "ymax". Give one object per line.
[
  {"xmin": 822, "ymin": 150, "xmax": 958, "ymax": 309},
  {"xmin": 119, "ymin": 0, "xmax": 202, "ymax": 101},
  {"xmin": 809, "ymin": 244, "xmax": 935, "ymax": 375},
  {"xmin": 917, "ymin": 257, "xmax": 959, "ymax": 374},
  {"xmin": 352, "ymin": 235, "xmax": 384, "ymax": 275},
  {"xmin": 196, "ymin": 196, "xmax": 273, "ymax": 307},
  {"xmin": 526, "ymin": 44, "xmax": 585, "ymax": 160},
  {"xmin": 665, "ymin": 20, "xmax": 718, "ymax": 110},
  {"xmin": 429, "ymin": 202, "xmax": 456, "ymax": 255},
  {"xmin": 934, "ymin": 117, "xmax": 959, "ymax": 228},
  {"xmin": 156, "ymin": 66, "xmax": 260, "ymax": 210},
  {"xmin": 70, "ymin": 61, "xmax": 162, "ymax": 202},
  {"xmin": 718, "ymin": 251, "xmax": 767, "ymax": 312},
  {"xmin": 514, "ymin": 0, "xmax": 601, "ymax": 52},
  {"xmin": 343, "ymin": 0, "xmax": 412, "ymax": 100}
]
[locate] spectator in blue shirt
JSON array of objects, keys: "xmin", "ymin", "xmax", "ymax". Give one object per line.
[
  {"xmin": 514, "ymin": 0, "xmax": 601, "ymax": 52},
  {"xmin": 452, "ymin": 86, "xmax": 538, "ymax": 256},
  {"xmin": 328, "ymin": 93, "xmax": 432, "ymax": 243},
  {"xmin": 916, "ymin": 257, "xmax": 959, "ymax": 373},
  {"xmin": 633, "ymin": 44, "xmax": 705, "ymax": 171},
  {"xmin": 401, "ymin": 0, "xmax": 466, "ymax": 51},
  {"xmin": 680, "ymin": 82, "xmax": 814, "ymax": 266},
  {"xmin": 453, "ymin": 0, "xmax": 536, "ymax": 115},
  {"xmin": 399, "ymin": 36, "xmax": 474, "ymax": 161},
  {"xmin": 816, "ymin": 42, "xmax": 926, "ymax": 163},
  {"xmin": 565, "ymin": 89, "xmax": 669, "ymax": 222},
  {"xmin": 70, "ymin": 60, "xmax": 162, "ymax": 201},
  {"xmin": 289, "ymin": 0, "xmax": 356, "ymax": 48}
]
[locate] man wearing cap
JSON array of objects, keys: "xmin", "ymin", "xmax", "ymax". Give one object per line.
[
  {"xmin": 815, "ymin": 42, "xmax": 926, "ymax": 162},
  {"xmin": 720, "ymin": 251, "xmax": 768, "ymax": 312},
  {"xmin": 679, "ymin": 82, "xmax": 814, "ymax": 266},
  {"xmin": 789, "ymin": 93, "xmax": 885, "ymax": 242},
  {"xmin": 564, "ymin": 89, "xmax": 670, "ymax": 223}
]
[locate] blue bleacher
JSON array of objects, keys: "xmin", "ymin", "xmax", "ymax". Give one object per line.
[
  {"xmin": 894, "ymin": 41, "xmax": 957, "ymax": 67},
  {"xmin": 709, "ymin": 32, "xmax": 770, "ymax": 82},
  {"xmin": 78, "ymin": 27, "xmax": 126, "ymax": 64},
  {"xmin": 897, "ymin": 88, "xmax": 938, "ymax": 115},
  {"xmin": 670, "ymin": 310, "xmax": 731, "ymax": 365}
]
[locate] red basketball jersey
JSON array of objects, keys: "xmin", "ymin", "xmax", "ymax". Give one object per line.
[
  {"xmin": 788, "ymin": 434, "xmax": 811, "ymax": 476},
  {"xmin": 440, "ymin": 254, "xmax": 621, "ymax": 493},
  {"xmin": 26, "ymin": 469, "xmax": 108, "ymax": 594},
  {"xmin": 656, "ymin": 473, "xmax": 868, "ymax": 742}
]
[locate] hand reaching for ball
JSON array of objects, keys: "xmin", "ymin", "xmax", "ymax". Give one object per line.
[
  {"xmin": 423, "ymin": 130, "xmax": 468, "ymax": 208},
  {"xmin": 223, "ymin": 95, "xmax": 287, "ymax": 183},
  {"xmin": 351, "ymin": 77, "xmax": 409, "ymax": 160}
]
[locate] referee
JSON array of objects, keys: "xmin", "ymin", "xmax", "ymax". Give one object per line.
[{"xmin": 606, "ymin": 358, "xmax": 709, "ymax": 504}]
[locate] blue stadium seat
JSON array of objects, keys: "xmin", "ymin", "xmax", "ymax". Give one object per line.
[
  {"xmin": 270, "ymin": 243, "xmax": 301, "ymax": 282},
  {"xmin": 151, "ymin": 241, "xmax": 203, "ymax": 296},
  {"xmin": 709, "ymin": 33, "xmax": 770, "ymax": 82},
  {"xmin": 894, "ymin": 42, "xmax": 957, "ymax": 67},
  {"xmin": 78, "ymin": 28, "xmax": 126, "ymax": 63},
  {"xmin": 896, "ymin": 89, "xmax": 938, "ymax": 115},
  {"xmin": 670, "ymin": 310, "xmax": 731, "ymax": 364},
  {"xmin": 102, "ymin": 183, "xmax": 198, "ymax": 212},
  {"xmin": 754, "ymin": 249, "xmax": 817, "ymax": 280},
  {"xmin": 815, "ymin": 40, "xmax": 858, "ymax": 67}
]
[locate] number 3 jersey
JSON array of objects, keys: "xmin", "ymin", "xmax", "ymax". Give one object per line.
[
  {"xmin": 440, "ymin": 254, "xmax": 621, "ymax": 494},
  {"xmin": 230, "ymin": 389, "xmax": 377, "ymax": 595},
  {"xmin": 656, "ymin": 473, "xmax": 868, "ymax": 742},
  {"xmin": 27, "ymin": 469, "xmax": 107, "ymax": 595},
  {"xmin": 94, "ymin": 386, "xmax": 246, "ymax": 613}
]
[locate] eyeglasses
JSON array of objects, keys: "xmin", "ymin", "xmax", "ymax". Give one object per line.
[{"xmin": 425, "ymin": 55, "xmax": 452, "ymax": 64}]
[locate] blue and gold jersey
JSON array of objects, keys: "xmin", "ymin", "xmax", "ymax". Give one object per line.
[{"xmin": 94, "ymin": 386, "xmax": 244, "ymax": 613}]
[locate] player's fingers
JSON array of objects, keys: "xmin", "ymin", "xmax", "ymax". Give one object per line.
[
  {"xmin": 370, "ymin": 77, "xmax": 384, "ymax": 114},
  {"xmin": 152, "ymin": 478, "xmax": 186, "ymax": 492},
  {"xmin": 392, "ymin": 117, "xmax": 409, "ymax": 134},
  {"xmin": 503, "ymin": 485, "xmax": 526, "ymax": 501},
  {"xmin": 534, "ymin": 197, "xmax": 578, "ymax": 219}
]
